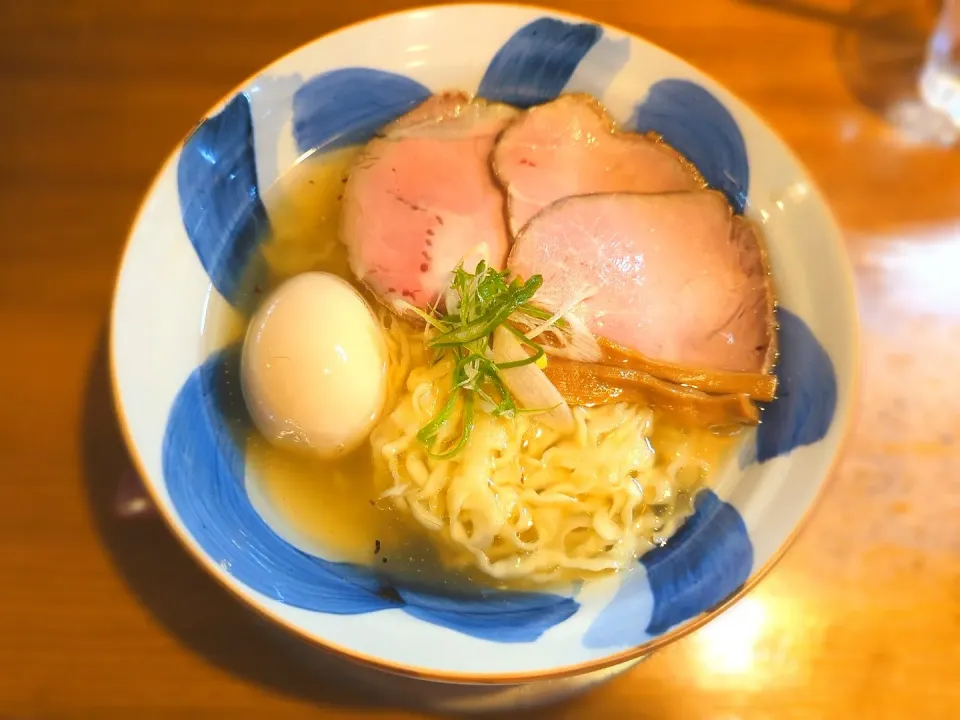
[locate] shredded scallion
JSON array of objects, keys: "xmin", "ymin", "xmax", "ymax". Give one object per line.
[{"xmin": 413, "ymin": 261, "xmax": 564, "ymax": 458}]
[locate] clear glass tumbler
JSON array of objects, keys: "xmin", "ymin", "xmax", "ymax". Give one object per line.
[{"xmin": 920, "ymin": 0, "xmax": 960, "ymax": 124}]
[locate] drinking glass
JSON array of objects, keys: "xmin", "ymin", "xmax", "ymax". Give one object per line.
[{"xmin": 920, "ymin": 0, "xmax": 960, "ymax": 123}]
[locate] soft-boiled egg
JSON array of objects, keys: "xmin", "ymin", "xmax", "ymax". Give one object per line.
[{"xmin": 241, "ymin": 271, "xmax": 388, "ymax": 458}]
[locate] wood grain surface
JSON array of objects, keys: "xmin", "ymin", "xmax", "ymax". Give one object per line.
[{"xmin": 1, "ymin": 0, "xmax": 958, "ymax": 717}]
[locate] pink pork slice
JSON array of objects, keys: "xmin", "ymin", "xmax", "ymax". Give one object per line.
[
  {"xmin": 493, "ymin": 94, "xmax": 703, "ymax": 236},
  {"xmin": 508, "ymin": 191, "xmax": 775, "ymax": 374},
  {"xmin": 342, "ymin": 93, "xmax": 518, "ymax": 310}
]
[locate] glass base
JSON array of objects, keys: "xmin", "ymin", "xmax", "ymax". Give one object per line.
[
  {"xmin": 920, "ymin": 61, "xmax": 960, "ymax": 124},
  {"xmin": 886, "ymin": 96, "xmax": 960, "ymax": 146}
]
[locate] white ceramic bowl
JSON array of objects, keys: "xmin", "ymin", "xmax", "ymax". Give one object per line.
[{"xmin": 111, "ymin": 3, "xmax": 858, "ymax": 685}]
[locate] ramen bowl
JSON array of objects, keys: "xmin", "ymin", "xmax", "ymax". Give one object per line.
[{"xmin": 110, "ymin": 1, "xmax": 857, "ymax": 701}]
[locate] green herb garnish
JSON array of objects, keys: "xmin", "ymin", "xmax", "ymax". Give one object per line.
[{"xmin": 411, "ymin": 261, "xmax": 561, "ymax": 458}]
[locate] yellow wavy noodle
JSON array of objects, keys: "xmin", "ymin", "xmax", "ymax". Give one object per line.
[{"xmin": 370, "ymin": 317, "xmax": 708, "ymax": 584}]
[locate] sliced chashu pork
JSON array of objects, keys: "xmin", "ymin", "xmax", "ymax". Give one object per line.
[
  {"xmin": 493, "ymin": 94, "xmax": 703, "ymax": 235},
  {"xmin": 342, "ymin": 93, "xmax": 518, "ymax": 310},
  {"xmin": 508, "ymin": 191, "xmax": 776, "ymax": 374}
]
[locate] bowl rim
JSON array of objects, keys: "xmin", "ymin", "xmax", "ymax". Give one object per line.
[{"xmin": 109, "ymin": 1, "xmax": 862, "ymax": 684}]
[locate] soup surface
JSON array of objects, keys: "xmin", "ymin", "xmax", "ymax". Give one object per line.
[{"xmin": 203, "ymin": 93, "xmax": 774, "ymax": 592}]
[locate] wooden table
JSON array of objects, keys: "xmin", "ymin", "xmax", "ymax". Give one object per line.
[{"xmin": 2, "ymin": 0, "xmax": 958, "ymax": 717}]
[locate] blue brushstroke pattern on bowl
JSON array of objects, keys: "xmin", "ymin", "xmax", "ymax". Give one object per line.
[{"xmin": 168, "ymin": 16, "xmax": 838, "ymax": 646}]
